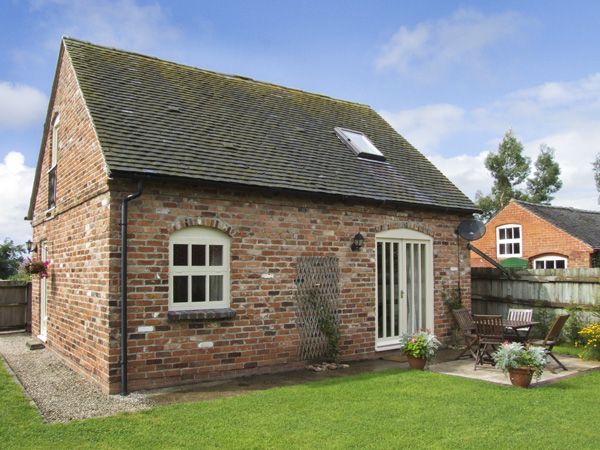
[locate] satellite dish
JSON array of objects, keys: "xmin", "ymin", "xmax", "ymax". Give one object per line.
[{"xmin": 456, "ymin": 219, "xmax": 486, "ymax": 241}]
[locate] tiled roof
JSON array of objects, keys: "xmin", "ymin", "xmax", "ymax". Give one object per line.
[
  {"xmin": 516, "ymin": 200, "xmax": 600, "ymax": 249},
  {"xmin": 63, "ymin": 38, "xmax": 476, "ymax": 212}
]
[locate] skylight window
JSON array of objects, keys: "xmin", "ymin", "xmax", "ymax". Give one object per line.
[{"xmin": 335, "ymin": 127, "xmax": 385, "ymax": 161}]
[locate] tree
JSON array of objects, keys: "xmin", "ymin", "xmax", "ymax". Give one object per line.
[
  {"xmin": 594, "ymin": 153, "xmax": 600, "ymax": 204},
  {"xmin": 475, "ymin": 130, "xmax": 562, "ymax": 220},
  {"xmin": 0, "ymin": 239, "xmax": 25, "ymax": 279},
  {"xmin": 525, "ymin": 144, "xmax": 562, "ymax": 204}
]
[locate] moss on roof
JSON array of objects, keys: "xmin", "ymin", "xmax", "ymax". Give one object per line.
[{"xmin": 64, "ymin": 37, "xmax": 476, "ymax": 212}]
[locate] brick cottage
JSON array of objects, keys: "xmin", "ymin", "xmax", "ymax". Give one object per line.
[
  {"xmin": 470, "ymin": 199, "xmax": 600, "ymax": 269},
  {"xmin": 27, "ymin": 38, "xmax": 477, "ymax": 394}
]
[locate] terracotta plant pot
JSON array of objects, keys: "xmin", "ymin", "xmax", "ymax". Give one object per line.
[
  {"xmin": 406, "ymin": 355, "xmax": 427, "ymax": 370},
  {"xmin": 508, "ymin": 367, "xmax": 534, "ymax": 388}
]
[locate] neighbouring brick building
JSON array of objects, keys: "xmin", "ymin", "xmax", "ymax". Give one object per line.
[
  {"xmin": 470, "ymin": 199, "xmax": 600, "ymax": 269},
  {"xmin": 27, "ymin": 38, "xmax": 477, "ymax": 394}
]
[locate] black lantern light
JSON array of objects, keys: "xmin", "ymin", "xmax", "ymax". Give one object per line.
[
  {"xmin": 26, "ymin": 240, "xmax": 33, "ymax": 253},
  {"xmin": 351, "ymin": 232, "xmax": 364, "ymax": 251}
]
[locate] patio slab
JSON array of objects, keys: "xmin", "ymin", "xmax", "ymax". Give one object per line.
[{"xmin": 429, "ymin": 354, "xmax": 600, "ymax": 386}]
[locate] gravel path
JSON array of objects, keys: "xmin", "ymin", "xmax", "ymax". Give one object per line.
[{"xmin": 0, "ymin": 333, "xmax": 153, "ymax": 422}]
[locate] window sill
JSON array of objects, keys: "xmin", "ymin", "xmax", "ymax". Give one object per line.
[{"xmin": 167, "ymin": 308, "xmax": 236, "ymax": 321}]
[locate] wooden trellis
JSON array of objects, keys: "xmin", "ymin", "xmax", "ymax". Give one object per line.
[{"xmin": 295, "ymin": 256, "xmax": 341, "ymax": 362}]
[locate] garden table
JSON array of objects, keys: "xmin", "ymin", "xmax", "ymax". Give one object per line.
[{"xmin": 503, "ymin": 320, "xmax": 539, "ymax": 342}]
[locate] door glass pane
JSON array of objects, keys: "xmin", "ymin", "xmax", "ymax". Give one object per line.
[
  {"xmin": 191, "ymin": 275, "xmax": 206, "ymax": 302},
  {"xmin": 209, "ymin": 245, "xmax": 223, "ymax": 266},
  {"xmin": 413, "ymin": 244, "xmax": 419, "ymax": 332},
  {"xmin": 209, "ymin": 275, "xmax": 223, "ymax": 301},
  {"xmin": 377, "ymin": 242, "xmax": 383, "ymax": 339},
  {"xmin": 191, "ymin": 245, "xmax": 206, "ymax": 266},
  {"xmin": 420, "ymin": 244, "xmax": 427, "ymax": 329},
  {"xmin": 385, "ymin": 242, "xmax": 391, "ymax": 337},
  {"xmin": 406, "ymin": 243, "xmax": 413, "ymax": 334},
  {"xmin": 173, "ymin": 244, "xmax": 188, "ymax": 266},
  {"xmin": 173, "ymin": 276, "xmax": 188, "ymax": 302},
  {"xmin": 393, "ymin": 243, "xmax": 400, "ymax": 337}
]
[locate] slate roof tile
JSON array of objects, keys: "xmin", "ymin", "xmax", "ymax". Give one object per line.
[{"xmin": 63, "ymin": 38, "xmax": 476, "ymax": 212}]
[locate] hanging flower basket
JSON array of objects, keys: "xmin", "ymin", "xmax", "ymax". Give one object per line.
[{"xmin": 25, "ymin": 260, "xmax": 50, "ymax": 278}]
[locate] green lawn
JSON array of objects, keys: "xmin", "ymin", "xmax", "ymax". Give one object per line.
[
  {"xmin": 553, "ymin": 344, "xmax": 583, "ymax": 357},
  {"xmin": 1, "ymin": 362, "xmax": 599, "ymax": 450}
]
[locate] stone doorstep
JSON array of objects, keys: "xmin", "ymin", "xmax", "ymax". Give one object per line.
[{"xmin": 26, "ymin": 339, "xmax": 45, "ymax": 350}]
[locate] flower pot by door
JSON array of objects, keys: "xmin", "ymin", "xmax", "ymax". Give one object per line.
[
  {"xmin": 508, "ymin": 367, "xmax": 534, "ymax": 388},
  {"xmin": 407, "ymin": 355, "xmax": 427, "ymax": 370}
]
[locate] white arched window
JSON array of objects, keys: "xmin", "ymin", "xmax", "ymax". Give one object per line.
[
  {"xmin": 496, "ymin": 224, "xmax": 522, "ymax": 258},
  {"xmin": 169, "ymin": 227, "xmax": 230, "ymax": 310},
  {"xmin": 533, "ymin": 255, "xmax": 567, "ymax": 269}
]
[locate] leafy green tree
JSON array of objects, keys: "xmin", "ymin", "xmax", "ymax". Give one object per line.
[
  {"xmin": 525, "ymin": 144, "xmax": 562, "ymax": 204},
  {"xmin": 475, "ymin": 130, "xmax": 562, "ymax": 220},
  {"xmin": 0, "ymin": 239, "xmax": 25, "ymax": 279}
]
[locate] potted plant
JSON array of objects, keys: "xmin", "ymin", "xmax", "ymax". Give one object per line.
[
  {"xmin": 492, "ymin": 342, "xmax": 549, "ymax": 388},
  {"xmin": 399, "ymin": 330, "xmax": 441, "ymax": 370},
  {"xmin": 24, "ymin": 259, "xmax": 50, "ymax": 278}
]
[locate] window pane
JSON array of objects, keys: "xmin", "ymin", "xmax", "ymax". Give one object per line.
[
  {"xmin": 513, "ymin": 227, "xmax": 520, "ymax": 239},
  {"xmin": 192, "ymin": 245, "xmax": 206, "ymax": 266},
  {"xmin": 191, "ymin": 275, "xmax": 206, "ymax": 302},
  {"xmin": 499, "ymin": 229, "xmax": 506, "ymax": 240},
  {"xmin": 209, "ymin": 245, "xmax": 223, "ymax": 266},
  {"xmin": 547, "ymin": 260, "xmax": 555, "ymax": 269},
  {"xmin": 513, "ymin": 243, "xmax": 520, "ymax": 254},
  {"xmin": 48, "ymin": 167, "xmax": 57, "ymax": 209},
  {"xmin": 535, "ymin": 261, "xmax": 544, "ymax": 269},
  {"xmin": 173, "ymin": 276, "xmax": 188, "ymax": 302},
  {"xmin": 556, "ymin": 260, "xmax": 566, "ymax": 269},
  {"xmin": 499, "ymin": 244, "xmax": 506, "ymax": 255},
  {"xmin": 506, "ymin": 228, "xmax": 513, "ymax": 239},
  {"xmin": 507, "ymin": 243, "xmax": 513, "ymax": 254},
  {"xmin": 209, "ymin": 275, "xmax": 223, "ymax": 301},
  {"xmin": 173, "ymin": 244, "xmax": 188, "ymax": 266}
]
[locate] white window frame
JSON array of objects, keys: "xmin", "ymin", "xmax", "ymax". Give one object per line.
[
  {"xmin": 533, "ymin": 255, "xmax": 568, "ymax": 269},
  {"xmin": 169, "ymin": 227, "xmax": 230, "ymax": 311},
  {"xmin": 496, "ymin": 224, "xmax": 522, "ymax": 258},
  {"xmin": 51, "ymin": 115, "xmax": 60, "ymax": 169},
  {"xmin": 334, "ymin": 127, "xmax": 386, "ymax": 162}
]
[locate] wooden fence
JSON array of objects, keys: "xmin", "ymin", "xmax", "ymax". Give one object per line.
[
  {"xmin": 471, "ymin": 268, "xmax": 600, "ymax": 317},
  {"xmin": 0, "ymin": 281, "xmax": 31, "ymax": 331}
]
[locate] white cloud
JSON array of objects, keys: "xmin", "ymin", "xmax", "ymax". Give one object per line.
[
  {"xmin": 376, "ymin": 9, "xmax": 525, "ymax": 78},
  {"xmin": 381, "ymin": 104, "xmax": 464, "ymax": 151},
  {"xmin": 29, "ymin": 0, "xmax": 181, "ymax": 56},
  {"xmin": 381, "ymin": 74, "xmax": 600, "ymax": 210},
  {"xmin": 0, "ymin": 152, "xmax": 35, "ymax": 244},
  {"xmin": 0, "ymin": 81, "xmax": 47, "ymax": 128}
]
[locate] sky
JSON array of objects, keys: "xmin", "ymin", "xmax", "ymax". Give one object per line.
[{"xmin": 1, "ymin": 0, "xmax": 600, "ymax": 244}]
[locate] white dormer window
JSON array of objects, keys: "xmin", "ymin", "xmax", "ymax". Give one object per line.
[
  {"xmin": 334, "ymin": 127, "xmax": 386, "ymax": 161},
  {"xmin": 496, "ymin": 224, "xmax": 522, "ymax": 258}
]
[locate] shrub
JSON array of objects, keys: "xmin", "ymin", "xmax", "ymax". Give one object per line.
[{"xmin": 578, "ymin": 323, "xmax": 600, "ymax": 361}]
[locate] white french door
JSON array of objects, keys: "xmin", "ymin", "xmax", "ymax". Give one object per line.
[
  {"xmin": 39, "ymin": 241, "xmax": 48, "ymax": 341},
  {"xmin": 375, "ymin": 229, "xmax": 433, "ymax": 351}
]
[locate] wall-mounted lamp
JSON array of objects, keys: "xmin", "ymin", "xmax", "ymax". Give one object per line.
[
  {"xmin": 26, "ymin": 240, "xmax": 33, "ymax": 254},
  {"xmin": 351, "ymin": 232, "xmax": 364, "ymax": 251}
]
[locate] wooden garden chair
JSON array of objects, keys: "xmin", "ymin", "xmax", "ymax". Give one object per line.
[
  {"xmin": 452, "ymin": 309, "xmax": 478, "ymax": 360},
  {"xmin": 473, "ymin": 315, "xmax": 505, "ymax": 369},
  {"xmin": 530, "ymin": 314, "xmax": 570, "ymax": 371},
  {"xmin": 505, "ymin": 308, "xmax": 533, "ymax": 341}
]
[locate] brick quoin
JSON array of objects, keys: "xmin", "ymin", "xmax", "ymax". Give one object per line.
[
  {"xmin": 470, "ymin": 201, "xmax": 594, "ymax": 268},
  {"xmin": 30, "ymin": 44, "xmax": 474, "ymax": 394}
]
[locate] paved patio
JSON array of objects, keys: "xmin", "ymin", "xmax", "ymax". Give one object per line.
[{"xmin": 429, "ymin": 354, "xmax": 600, "ymax": 386}]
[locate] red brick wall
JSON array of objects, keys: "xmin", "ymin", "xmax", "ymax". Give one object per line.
[
  {"xmin": 30, "ymin": 44, "xmax": 475, "ymax": 394},
  {"xmin": 107, "ymin": 179, "xmax": 473, "ymax": 392},
  {"xmin": 30, "ymin": 45, "xmax": 113, "ymax": 389},
  {"xmin": 470, "ymin": 201, "xmax": 593, "ymax": 268}
]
